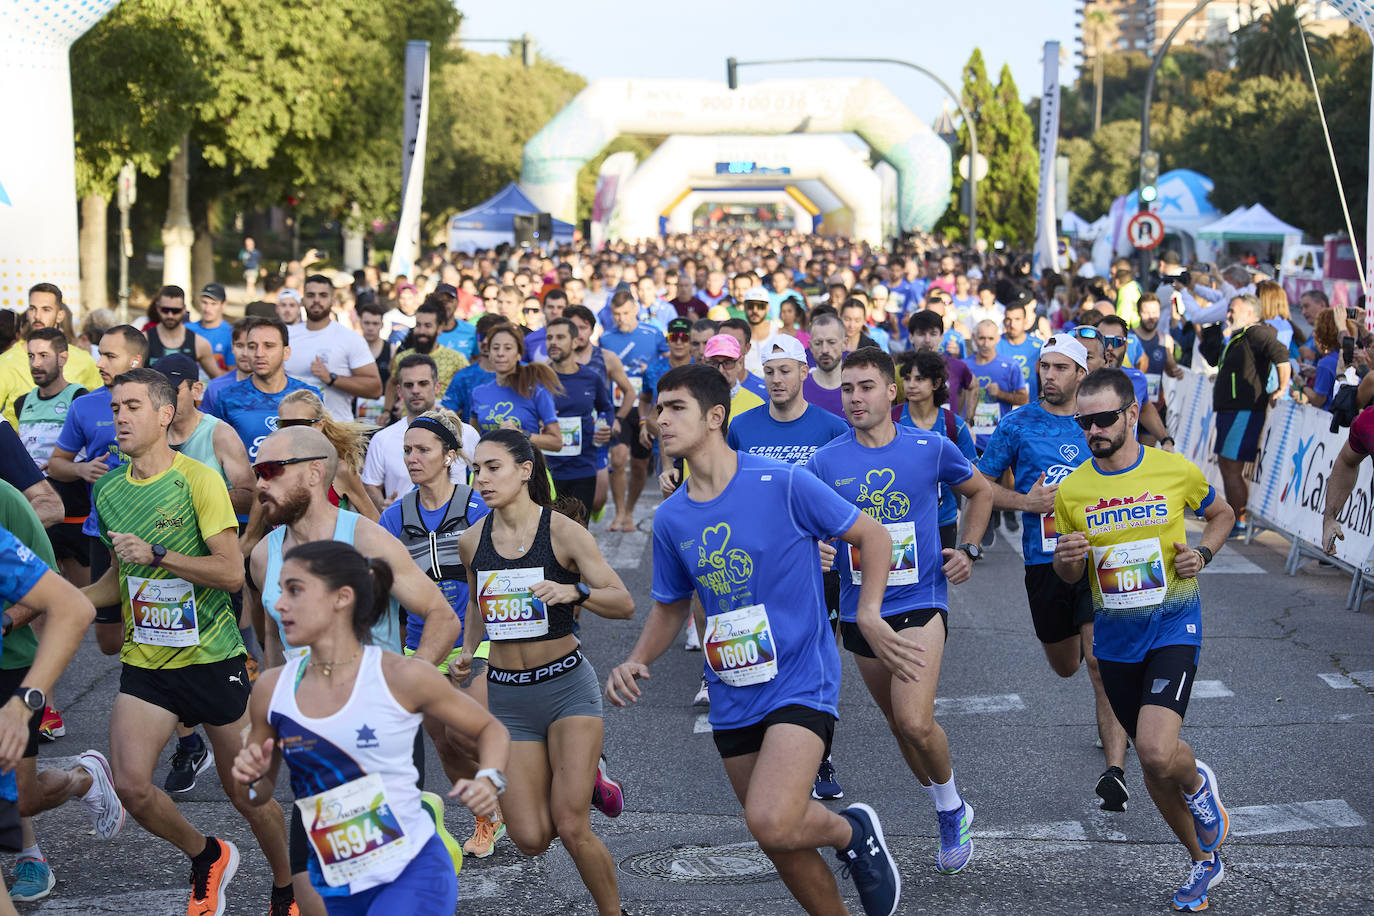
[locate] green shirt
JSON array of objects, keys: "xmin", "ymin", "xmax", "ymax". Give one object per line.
[
  {"xmin": 94, "ymin": 451, "xmax": 242, "ymax": 670},
  {"xmin": 0, "ymin": 480, "xmax": 45, "ymax": 670}
]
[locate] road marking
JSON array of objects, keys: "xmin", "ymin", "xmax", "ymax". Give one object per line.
[
  {"xmin": 972, "ymin": 820, "xmax": 1087, "ymax": 841},
  {"xmin": 694, "ymin": 713, "xmax": 712, "ymax": 734},
  {"xmin": 36, "ymin": 890, "xmax": 185, "ymax": 913},
  {"xmin": 1317, "ymin": 671, "xmax": 1374, "ymax": 689},
  {"xmin": 1228, "ymin": 799, "xmax": 1366, "ymax": 837},
  {"xmin": 1191, "ymin": 680, "xmax": 1234, "ymax": 698},
  {"xmin": 459, "ymin": 864, "xmax": 533, "ymax": 898},
  {"xmin": 934, "ymin": 694, "xmax": 1026, "ymax": 715},
  {"xmin": 1197, "ymin": 551, "xmax": 1265, "ymax": 574}
]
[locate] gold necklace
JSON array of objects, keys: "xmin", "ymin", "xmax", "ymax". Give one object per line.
[{"xmin": 308, "ymin": 648, "xmax": 361, "ymax": 678}]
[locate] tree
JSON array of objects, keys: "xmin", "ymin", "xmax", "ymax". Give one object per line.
[
  {"xmin": 1083, "ymin": 7, "xmax": 1119, "ymax": 133},
  {"xmin": 938, "ymin": 49, "xmax": 996, "ymax": 241},
  {"xmin": 982, "ymin": 64, "xmax": 1040, "ymax": 245},
  {"xmin": 1235, "ymin": 0, "xmax": 1332, "ymax": 80}
]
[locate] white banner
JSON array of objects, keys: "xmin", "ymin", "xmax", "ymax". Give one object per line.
[
  {"xmin": 1033, "ymin": 41, "xmax": 1061, "ymax": 274},
  {"xmin": 1163, "ymin": 369, "xmax": 1374, "ymax": 572},
  {"xmin": 389, "ymin": 41, "xmax": 430, "ymax": 280},
  {"xmin": 590, "ymin": 150, "xmax": 638, "ymax": 252}
]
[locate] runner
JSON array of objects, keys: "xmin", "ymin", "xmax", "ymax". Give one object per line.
[
  {"xmin": 78, "ymin": 367, "xmax": 297, "ymax": 916},
  {"xmin": 199, "ymin": 318, "xmax": 254, "ymax": 416},
  {"xmin": 440, "ymin": 313, "xmax": 503, "ymax": 424},
  {"xmin": 277, "ymin": 390, "xmax": 379, "ymax": 522},
  {"xmin": 210, "ymin": 316, "xmax": 319, "ymax": 461},
  {"xmin": 807, "ymin": 347, "xmax": 991, "ymax": 875},
  {"xmin": 145, "ymin": 286, "xmax": 224, "ymax": 378},
  {"xmin": 637, "ymin": 316, "xmax": 693, "ymax": 448},
  {"xmin": 284, "ymin": 275, "xmax": 382, "ymax": 422},
  {"xmin": 976, "ymin": 334, "xmax": 1132, "ymax": 808},
  {"xmin": 232, "ymin": 540, "xmax": 510, "ymax": 914},
  {"xmin": 1322, "ymin": 402, "xmax": 1374, "ymax": 555},
  {"xmin": 1052, "ymin": 367, "xmax": 1233, "ymax": 912},
  {"xmin": 564, "ymin": 304, "xmax": 638, "ymax": 518},
  {"xmin": 0, "ymin": 283, "xmax": 102, "ymax": 426},
  {"xmin": 455, "ymin": 429, "xmax": 634, "ymax": 916},
  {"xmin": 895, "ymin": 350, "xmax": 978, "ymax": 549},
  {"xmin": 968, "ymin": 319, "xmax": 1027, "ymax": 452},
  {"xmin": 186, "ymin": 284, "xmax": 234, "ymax": 371},
  {"xmin": 1129, "ymin": 294, "xmax": 1183, "ymax": 405},
  {"xmin": 544, "ymin": 318, "xmax": 615, "ymax": 518},
  {"xmin": 608, "ymin": 363, "xmax": 902, "ymax": 916},
  {"xmin": 1095, "ymin": 315, "xmax": 1174, "ymax": 449},
  {"xmin": 801, "ymin": 312, "xmax": 847, "ymax": 421},
  {"xmin": 601, "ymin": 290, "xmax": 668, "ymax": 532}
]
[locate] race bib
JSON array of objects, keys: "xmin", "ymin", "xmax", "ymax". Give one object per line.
[
  {"xmin": 1092, "ymin": 538, "xmax": 1168, "ymax": 610},
  {"xmin": 972, "ymin": 401, "xmax": 1000, "ymax": 436},
  {"xmin": 613, "ymin": 375, "xmax": 643, "ymax": 408},
  {"xmin": 704, "ymin": 604, "xmax": 778, "ymax": 687},
  {"xmin": 127, "ymin": 575, "xmax": 200, "ymax": 647},
  {"xmin": 477, "ymin": 567, "xmax": 549, "ymax": 640},
  {"xmin": 1039, "ymin": 512, "xmax": 1058, "ymax": 553},
  {"xmin": 848, "ymin": 521, "xmax": 918, "ymax": 587},
  {"xmin": 1146, "ymin": 373, "xmax": 1162, "ymax": 400},
  {"xmin": 543, "ymin": 416, "xmax": 584, "ymax": 457},
  {"xmin": 297, "ymin": 773, "xmax": 408, "ymax": 888}
]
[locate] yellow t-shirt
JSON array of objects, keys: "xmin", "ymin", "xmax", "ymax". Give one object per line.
[{"xmin": 0, "ymin": 344, "xmax": 103, "ymax": 426}]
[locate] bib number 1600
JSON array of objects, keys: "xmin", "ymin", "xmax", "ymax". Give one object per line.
[
  {"xmin": 324, "ymin": 821, "xmax": 387, "ymax": 862},
  {"xmin": 717, "ymin": 640, "xmax": 761, "ymax": 669}
]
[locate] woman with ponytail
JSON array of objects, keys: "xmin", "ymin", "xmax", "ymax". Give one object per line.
[
  {"xmin": 455, "ymin": 429, "xmax": 634, "ymax": 916},
  {"xmin": 233, "ymin": 540, "xmax": 509, "ymax": 914},
  {"xmin": 466, "ymin": 323, "xmax": 565, "ymax": 452}
]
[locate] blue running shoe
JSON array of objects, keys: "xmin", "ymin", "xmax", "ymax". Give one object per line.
[
  {"xmin": 1173, "ymin": 852, "xmax": 1224, "ymax": 911},
  {"xmin": 935, "ymin": 802, "xmax": 975, "ymax": 874},
  {"xmin": 1185, "ymin": 760, "xmax": 1228, "ymax": 854},
  {"xmin": 10, "ymin": 857, "xmax": 55, "ymax": 902},
  {"xmin": 836, "ymin": 803, "xmax": 901, "ymax": 916},
  {"xmin": 812, "ymin": 756, "xmax": 843, "ymax": 800}
]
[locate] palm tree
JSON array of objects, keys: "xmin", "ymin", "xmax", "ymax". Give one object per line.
[
  {"xmin": 1083, "ymin": 7, "xmax": 1119, "ymax": 134},
  {"xmin": 1235, "ymin": 0, "xmax": 1332, "ymax": 79}
]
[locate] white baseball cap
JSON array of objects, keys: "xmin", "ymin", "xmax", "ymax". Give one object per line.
[
  {"xmin": 744, "ymin": 285, "xmax": 770, "ymax": 303},
  {"xmin": 1039, "ymin": 334, "xmax": 1089, "ymax": 371},
  {"xmin": 760, "ymin": 335, "xmax": 808, "ymax": 365}
]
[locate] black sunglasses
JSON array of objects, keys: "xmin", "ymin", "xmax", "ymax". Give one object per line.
[
  {"xmin": 277, "ymin": 417, "xmax": 318, "ymax": 428},
  {"xmin": 1073, "ymin": 403, "xmax": 1132, "ymax": 431},
  {"xmin": 252, "ymin": 455, "xmax": 329, "ymax": 480},
  {"xmin": 160, "ymin": 307, "xmax": 185, "ymax": 316}
]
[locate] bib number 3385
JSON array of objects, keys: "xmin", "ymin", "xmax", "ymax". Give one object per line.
[{"xmin": 478, "ymin": 567, "xmax": 550, "ymax": 640}]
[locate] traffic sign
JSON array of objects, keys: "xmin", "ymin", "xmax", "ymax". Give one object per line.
[{"xmin": 1127, "ymin": 211, "xmax": 1164, "ymax": 250}]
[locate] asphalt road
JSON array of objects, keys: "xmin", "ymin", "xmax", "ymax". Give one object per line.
[{"xmin": 20, "ymin": 496, "xmax": 1374, "ymax": 915}]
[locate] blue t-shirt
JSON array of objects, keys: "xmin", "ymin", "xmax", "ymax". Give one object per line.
[
  {"xmin": 54, "ymin": 386, "xmax": 125, "ymax": 536},
  {"xmin": 199, "ymin": 370, "xmax": 246, "ymax": 416},
  {"xmin": 997, "ymin": 336, "xmax": 1042, "ymax": 401},
  {"xmin": 897, "ymin": 405, "xmax": 978, "ymax": 527},
  {"xmin": 1122, "ymin": 366, "xmax": 1150, "ymax": 408},
  {"xmin": 726, "ymin": 404, "xmax": 848, "ymax": 466},
  {"xmin": 441, "ymin": 364, "xmax": 496, "ymax": 421},
  {"xmin": 186, "ymin": 321, "xmax": 234, "ymax": 369},
  {"xmin": 547, "ymin": 367, "xmax": 613, "ymax": 480},
  {"xmin": 468, "ymin": 380, "xmax": 558, "ymax": 437},
  {"xmin": 643, "ymin": 354, "xmax": 691, "ymax": 401},
  {"xmin": 650, "ymin": 454, "xmax": 858, "ymax": 729},
  {"xmin": 807, "ymin": 426, "xmax": 973, "ymax": 621},
  {"xmin": 976, "ymin": 401, "xmax": 1089, "ymax": 565},
  {"xmin": 378, "ymin": 490, "xmax": 490, "ymax": 650},
  {"xmin": 437, "ymin": 321, "xmax": 478, "ymax": 359},
  {"xmin": 942, "ymin": 329, "xmax": 967, "ymax": 359},
  {"xmin": 209, "ymin": 376, "xmax": 320, "ymax": 460},
  {"xmin": 1314, "ymin": 351, "xmax": 1339, "ymax": 410},
  {"xmin": 0, "ymin": 525, "xmax": 45, "ymax": 609},
  {"xmin": 524, "ymin": 326, "xmax": 549, "ymax": 363},
  {"xmin": 969, "ymin": 354, "xmax": 1026, "ymax": 449},
  {"xmin": 600, "ymin": 324, "xmax": 667, "ymax": 378}
]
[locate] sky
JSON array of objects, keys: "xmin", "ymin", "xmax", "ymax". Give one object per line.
[{"xmin": 457, "ymin": 0, "xmax": 1080, "ymax": 126}]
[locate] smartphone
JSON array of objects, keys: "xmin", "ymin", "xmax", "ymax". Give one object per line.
[
  {"xmin": 1347, "ymin": 307, "xmax": 1359, "ymax": 319},
  {"xmin": 1343, "ymin": 337, "xmax": 1356, "ymax": 364}
]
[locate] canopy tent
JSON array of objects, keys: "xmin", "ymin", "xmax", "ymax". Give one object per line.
[
  {"xmin": 1197, "ymin": 203, "xmax": 1304, "ymax": 243},
  {"xmin": 1094, "ymin": 169, "xmax": 1221, "ymax": 272},
  {"xmin": 447, "ymin": 183, "xmax": 575, "ymax": 254},
  {"xmin": 1061, "ymin": 211, "xmax": 1091, "ymax": 237}
]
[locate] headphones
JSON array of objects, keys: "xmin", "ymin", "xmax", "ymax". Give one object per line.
[{"xmin": 445, "ymin": 457, "xmax": 452, "ymax": 466}]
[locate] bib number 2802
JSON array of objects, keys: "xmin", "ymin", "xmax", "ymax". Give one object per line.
[{"xmin": 127, "ymin": 575, "xmax": 200, "ymax": 647}]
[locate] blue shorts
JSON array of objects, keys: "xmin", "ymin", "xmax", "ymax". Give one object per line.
[
  {"xmin": 1214, "ymin": 409, "xmax": 1265, "ymax": 462},
  {"xmin": 321, "ymin": 834, "xmax": 456, "ymax": 915}
]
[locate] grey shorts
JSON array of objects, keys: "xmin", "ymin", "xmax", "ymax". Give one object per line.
[{"xmin": 486, "ymin": 648, "xmax": 603, "ymax": 742}]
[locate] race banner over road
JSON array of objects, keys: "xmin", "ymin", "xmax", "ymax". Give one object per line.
[
  {"xmin": 1164, "ymin": 369, "xmax": 1374, "ymax": 572},
  {"xmin": 389, "ymin": 40, "xmax": 431, "ymax": 280}
]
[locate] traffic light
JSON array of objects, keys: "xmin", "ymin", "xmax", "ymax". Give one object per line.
[
  {"xmin": 727, "ymin": 57, "xmax": 738, "ymax": 90},
  {"xmin": 1140, "ymin": 150, "xmax": 1160, "ymax": 204}
]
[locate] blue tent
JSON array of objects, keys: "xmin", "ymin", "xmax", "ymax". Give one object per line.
[{"xmin": 447, "ymin": 183, "xmax": 575, "ymax": 254}]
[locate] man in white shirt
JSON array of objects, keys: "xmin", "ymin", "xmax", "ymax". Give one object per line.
[
  {"xmin": 362, "ymin": 353, "xmax": 478, "ymax": 510},
  {"xmin": 284, "ymin": 274, "xmax": 383, "ymax": 420}
]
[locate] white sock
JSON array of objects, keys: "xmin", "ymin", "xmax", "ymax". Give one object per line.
[
  {"xmin": 19, "ymin": 844, "xmax": 41, "ymax": 862},
  {"xmin": 925, "ymin": 774, "xmax": 963, "ymax": 812}
]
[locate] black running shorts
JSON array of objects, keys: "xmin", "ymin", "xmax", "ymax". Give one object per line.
[
  {"xmin": 1098, "ymin": 645, "xmax": 1200, "ymax": 740},
  {"xmin": 1023, "ymin": 562, "xmax": 1093, "ymax": 644},
  {"xmin": 840, "ymin": 607, "xmax": 947, "ymax": 659},
  {"xmin": 119, "ymin": 655, "xmax": 251, "ymax": 728},
  {"xmin": 712, "ymin": 704, "xmax": 836, "ymax": 760}
]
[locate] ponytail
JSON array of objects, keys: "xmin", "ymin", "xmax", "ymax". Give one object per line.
[
  {"xmin": 478, "ymin": 428, "xmax": 553, "ymax": 507},
  {"xmin": 283, "ymin": 540, "xmax": 394, "ymax": 643}
]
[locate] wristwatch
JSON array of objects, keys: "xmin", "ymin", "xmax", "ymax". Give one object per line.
[
  {"xmin": 475, "ymin": 768, "xmax": 507, "ymax": 795},
  {"xmin": 328, "ymin": 372, "xmax": 338, "ymax": 387},
  {"xmin": 14, "ymin": 687, "xmax": 44, "ymax": 713},
  {"xmin": 957, "ymin": 543, "xmax": 983, "ymax": 562},
  {"xmin": 1160, "ymin": 436, "xmax": 1175, "ymax": 447},
  {"xmin": 1, "ymin": 613, "xmax": 12, "ymax": 637},
  {"xmin": 573, "ymin": 583, "xmax": 592, "ymax": 605},
  {"xmin": 150, "ymin": 543, "xmax": 167, "ymax": 568},
  {"xmin": 1195, "ymin": 545, "xmax": 1213, "ymax": 567}
]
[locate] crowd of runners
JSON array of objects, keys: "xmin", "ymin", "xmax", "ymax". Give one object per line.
[{"xmin": 0, "ymin": 228, "xmax": 1303, "ymax": 914}]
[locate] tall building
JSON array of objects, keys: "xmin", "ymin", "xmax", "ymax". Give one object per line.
[{"xmin": 1076, "ymin": 0, "xmax": 1151, "ymax": 78}]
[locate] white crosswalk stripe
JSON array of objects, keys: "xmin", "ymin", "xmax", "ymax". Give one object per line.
[
  {"xmin": 935, "ymin": 694, "xmax": 1026, "ymax": 715},
  {"xmin": 1317, "ymin": 671, "xmax": 1374, "ymax": 689},
  {"xmin": 1228, "ymin": 799, "xmax": 1367, "ymax": 836},
  {"xmin": 1191, "ymin": 679, "xmax": 1234, "ymax": 698}
]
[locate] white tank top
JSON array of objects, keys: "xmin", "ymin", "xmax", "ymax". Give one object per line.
[{"xmin": 267, "ymin": 646, "xmax": 433, "ymax": 896}]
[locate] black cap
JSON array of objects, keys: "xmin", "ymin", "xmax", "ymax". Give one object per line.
[
  {"xmin": 200, "ymin": 282, "xmax": 226, "ymax": 302},
  {"xmin": 667, "ymin": 317, "xmax": 692, "ymax": 335},
  {"xmin": 245, "ymin": 300, "xmax": 278, "ymax": 318},
  {"xmin": 153, "ymin": 353, "xmax": 198, "ymax": 387},
  {"xmin": 435, "ymin": 283, "xmax": 458, "ymax": 298}
]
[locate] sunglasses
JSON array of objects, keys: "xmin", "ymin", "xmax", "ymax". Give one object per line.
[
  {"xmin": 667, "ymin": 332, "xmax": 690, "ymax": 342},
  {"xmin": 1073, "ymin": 404, "xmax": 1131, "ymax": 431},
  {"xmin": 277, "ymin": 417, "xmax": 318, "ymax": 428},
  {"xmin": 522, "ymin": 307, "xmax": 541, "ymax": 315},
  {"xmin": 251, "ymin": 455, "xmax": 329, "ymax": 480},
  {"xmin": 160, "ymin": 307, "xmax": 185, "ymax": 316}
]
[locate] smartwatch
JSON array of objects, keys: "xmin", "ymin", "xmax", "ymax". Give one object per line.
[
  {"xmin": 1195, "ymin": 545, "xmax": 1213, "ymax": 567},
  {"xmin": 475, "ymin": 768, "xmax": 507, "ymax": 795},
  {"xmin": 573, "ymin": 583, "xmax": 592, "ymax": 605},
  {"xmin": 151, "ymin": 543, "xmax": 167, "ymax": 568},
  {"xmin": 328, "ymin": 372, "xmax": 338, "ymax": 387},
  {"xmin": 957, "ymin": 543, "xmax": 983, "ymax": 562},
  {"xmin": 14, "ymin": 687, "xmax": 44, "ymax": 713},
  {"xmin": 1160, "ymin": 436, "xmax": 1176, "ymax": 447}
]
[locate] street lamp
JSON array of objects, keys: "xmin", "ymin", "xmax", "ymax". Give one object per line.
[
  {"xmin": 727, "ymin": 56, "xmax": 978, "ymax": 248},
  {"xmin": 459, "ymin": 33, "xmax": 535, "ymax": 67}
]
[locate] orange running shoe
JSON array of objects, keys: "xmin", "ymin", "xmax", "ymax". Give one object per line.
[
  {"xmin": 461, "ymin": 812, "xmax": 506, "ymax": 859},
  {"xmin": 187, "ymin": 837, "xmax": 239, "ymax": 916}
]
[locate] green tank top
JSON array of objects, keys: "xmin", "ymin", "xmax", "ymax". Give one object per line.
[
  {"xmin": 15, "ymin": 383, "xmax": 84, "ymax": 465},
  {"xmin": 171, "ymin": 415, "xmax": 225, "ymax": 483}
]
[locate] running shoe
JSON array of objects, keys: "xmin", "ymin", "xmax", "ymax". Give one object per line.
[
  {"xmin": 935, "ymin": 802, "xmax": 975, "ymax": 874},
  {"xmin": 1003, "ymin": 510, "xmax": 1019, "ymax": 532},
  {"xmin": 77, "ymin": 749, "xmax": 125, "ymax": 840},
  {"xmin": 980, "ymin": 519, "xmax": 996, "ymax": 548},
  {"xmin": 836, "ymin": 803, "xmax": 901, "ymax": 916},
  {"xmin": 187, "ymin": 837, "xmax": 239, "ymax": 916},
  {"xmin": 1172, "ymin": 852, "xmax": 1224, "ymax": 911},
  {"xmin": 462, "ymin": 814, "xmax": 506, "ymax": 859},
  {"xmin": 693, "ymin": 677, "xmax": 710, "ymax": 707},
  {"xmin": 684, "ymin": 625, "xmax": 701, "ymax": 651},
  {"xmin": 1185, "ymin": 761, "xmax": 1228, "ymax": 854},
  {"xmin": 1228, "ymin": 522, "xmax": 1248, "ymax": 539},
  {"xmin": 591, "ymin": 755, "xmax": 624, "ymax": 818},
  {"xmin": 812, "ymin": 756, "xmax": 843, "ymax": 800},
  {"xmin": 9, "ymin": 857, "xmax": 55, "ymax": 902},
  {"xmin": 1095, "ymin": 766, "xmax": 1129, "ymax": 812},
  {"xmin": 420, "ymin": 791, "xmax": 463, "ymax": 875},
  {"xmin": 267, "ymin": 894, "xmax": 300, "ymax": 916},
  {"xmin": 38, "ymin": 706, "xmax": 64, "ymax": 742},
  {"xmin": 166, "ymin": 737, "xmax": 215, "ymax": 795}
]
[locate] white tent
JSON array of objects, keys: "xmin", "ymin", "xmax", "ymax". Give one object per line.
[
  {"xmin": 1197, "ymin": 203, "xmax": 1303, "ymax": 243},
  {"xmin": 1062, "ymin": 211, "xmax": 1091, "ymax": 238}
]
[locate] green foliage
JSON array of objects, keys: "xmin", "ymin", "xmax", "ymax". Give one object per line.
[
  {"xmin": 1235, "ymin": 0, "xmax": 1332, "ymax": 80},
  {"xmin": 575, "ymin": 136, "xmax": 663, "ymax": 225}
]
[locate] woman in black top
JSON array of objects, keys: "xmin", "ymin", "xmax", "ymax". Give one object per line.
[{"xmin": 455, "ymin": 430, "xmax": 633, "ymax": 916}]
